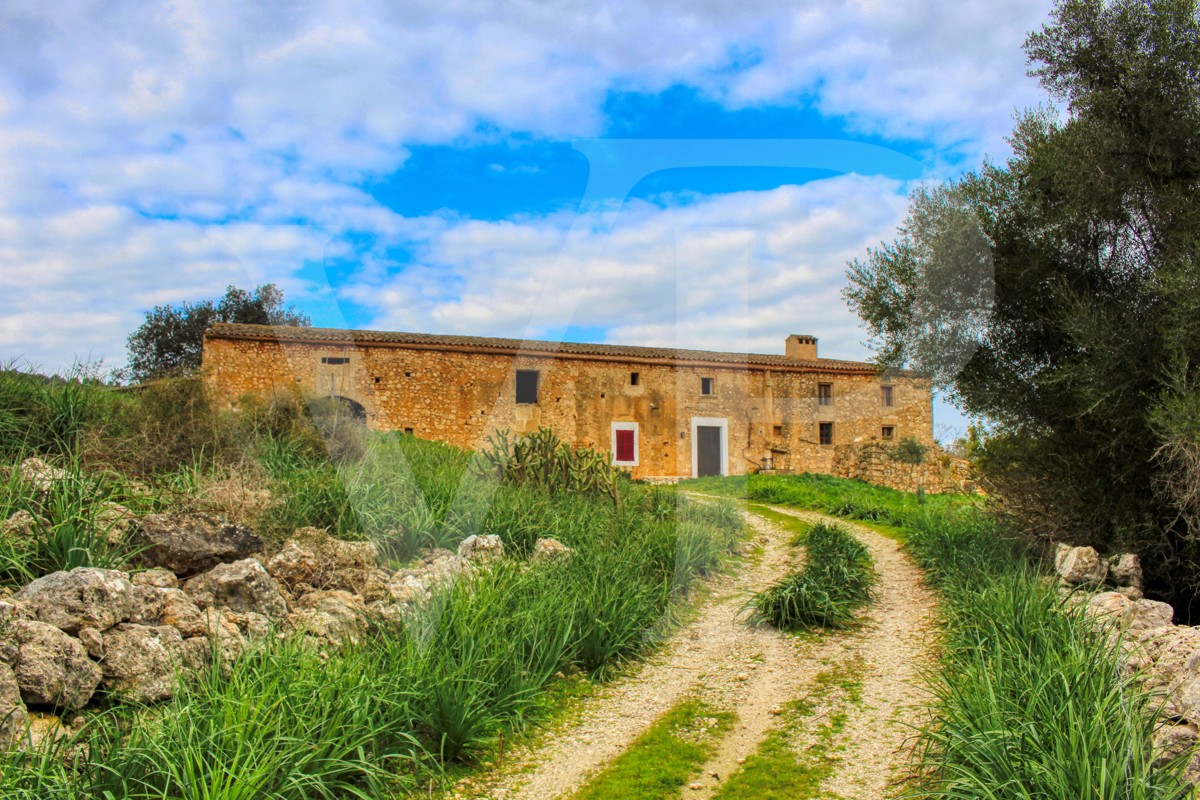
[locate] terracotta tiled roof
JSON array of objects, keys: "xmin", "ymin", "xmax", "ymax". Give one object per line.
[{"xmin": 205, "ymin": 323, "xmax": 882, "ymax": 373}]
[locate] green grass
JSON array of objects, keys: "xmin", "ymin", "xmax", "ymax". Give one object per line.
[
  {"xmin": 901, "ymin": 512, "xmax": 1192, "ymax": 799},
  {"xmin": 685, "ymin": 472, "xmax": 975, "ymax": 530},
  {"xmin": 569, "ymin": 697, "xmax": 735, "ymax": 800},
  {"xmin": 704, "ymin": 473, "xmax": 1193, "ymax": 798},
  {"xmin": 747, "ymin": 503, "xmax": 814, "ymax": 547},
  {"xmin": 751, "ymin": 522, "xmax": 875, "ymax": 631},
  {"xmin": 714, "ymin": 661, "xmax": 862, "ymax": 800}
]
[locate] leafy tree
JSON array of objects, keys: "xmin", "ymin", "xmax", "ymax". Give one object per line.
[
  {"xmin": 845, "ymin": 0, "xmax": 1200, "ymax": 601},
  {"xmin": 124, "ymin": 284, "xmax": 310, "ymax": 382}
]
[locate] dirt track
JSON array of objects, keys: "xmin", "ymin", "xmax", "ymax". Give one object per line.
[{"xmin": 474, "ymin": 503, "xmax": 938, "ymax": 800}]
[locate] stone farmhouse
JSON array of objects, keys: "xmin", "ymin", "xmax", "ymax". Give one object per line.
[{"xmin": 202, "ymin": 323, "xmax": 936, "ymax": 483}]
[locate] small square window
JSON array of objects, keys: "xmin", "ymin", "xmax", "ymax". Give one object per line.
[
  {"xmin": 773, "ymin": 424, "xmax": 783, "ymax": 436},
  {"xmin": 881, "ymin": 425, "xmax": 895, "ymax": 440},
  {"xmin": 404, "ymin": 427, "xmax": 414, "ymax": 436},
  {"xmin": 701, "ymin": 377, "xmax": 714, "ymax": 395},
  {"xmin": 630, "ymin": 371, "xmax": 640, "ymax": 386},
  {"xmin": 516, "ymin": 370, "xmax": 539, "ymax": 404},
  {"xmin": 881, "ymin": 385, "xmax": 895, "ymax": 407},
  {"xmin": 819, "ymin": 422, "xmax": 834, "ymax": 445},
  {"xmin": 817, "ymin": 383, "xmax": 833, "ymax": 406}
]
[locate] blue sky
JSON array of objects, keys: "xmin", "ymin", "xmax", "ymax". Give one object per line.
[{"xmin": 0, "ymin": 0, "xmax": 1054, "ymax": 440}]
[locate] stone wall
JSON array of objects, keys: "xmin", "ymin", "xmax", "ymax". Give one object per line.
[
  {"xmin": 831, "ymin": 441, "xmax": 975, "ymax": 494},
  {"xmin": 202, "ymin": 328, "xmax": 935, "ymax": 482},
  {"xmin": 1056, "ymin": 544, "xmax": 1200, "ymax": 784}
]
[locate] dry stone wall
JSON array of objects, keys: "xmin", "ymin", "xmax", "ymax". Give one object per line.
[{"xmin": 1056, "ymin": 544, "xmax": 1200, "ymax": 784}]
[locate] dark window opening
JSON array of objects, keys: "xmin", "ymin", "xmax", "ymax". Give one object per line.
[
  {"xmin": 773, "ymin": 424, "xmax": 784, "ymax": 436},
  {"xmin": 881, "ymin": 425, "xmax": 895, "ymax": 440},
  {"xmin": 321, "ymin": 356, "xmax": 350, "ymax": 365},
  {"xmin": 373, "ymin": 376, "xmax": 381, "ymax": 384},
  {"xmin": 881, "ymin": 385, "xmax": 894, "ymax": 407},
  {"xmin": 630, "ymin": 372, "xmax": 640, "ymax": 386},
  {"xmin": 817, "ymin": 383, "xmax": 833, "ymax": 406},
  {"xmin": 701, "ymin": 377, "xmax": 714, "ymax": 395},
  {"xmin": 819, "ymin": 422, "xmax": 834, "ymax": 445},
  {"xmin": 404, "ymin": 427, "xmax": 414, "ymax": 435},
  {"xmin": 405, "ymin": 371, "xmax": 413, "ymax": 377},
  {"xmin": 516, "ymin": 370, "xmax": 539, "ymax": 404}
]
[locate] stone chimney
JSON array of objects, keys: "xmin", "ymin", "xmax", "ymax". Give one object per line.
[{"xmin": 785, "ymin": 334, "xmax": 818, "ymax": 361}]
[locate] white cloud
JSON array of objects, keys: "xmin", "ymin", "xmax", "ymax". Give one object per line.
[
  {"xmin": 0, "ymin": 0, "xmax": 1047, "ymax": 380},
  {"xmin": 351, "ymin": 175, "xmax": 911, "ymax": 362}
]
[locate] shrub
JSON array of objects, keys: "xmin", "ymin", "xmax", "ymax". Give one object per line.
[{"xmin": 751, "ymin": 522, "xmax": 874, "ymax": 630}]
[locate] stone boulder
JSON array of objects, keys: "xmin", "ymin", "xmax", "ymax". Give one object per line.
[
  {"xmin": 99, "ymin": 624, "xmax": 185, "ymax": 704},
  {"xmin": 3, "ymin": 620, "xmax": 101, "ymax": 710},
  {"xmin": 1130, "ymin": 599, "xmax": 1175, "ymax": 632},
  {"xmin": 0, "ymin": 510, "xmax": 43, "ymax": 540},
  {"xmin": 13, "ymin": 568, "xmax": 135, "ymax": 635},
  {"xmin": 458, "ymin": 534, "xmax": 504, "ymax": 564},
  {"xmin": 184, "ymin": 559, "xmax": 288, "ymax": 621},
  {"xmin": 131, "ymin": 568, "xmax": 179, "ymax": 589},
  {"xmin": 17, "ymin": 458, "xmax": 68, "ymax": 492},
  {"xmin": 0, "ymin": 663, "xmax": 28, "ymax": 747},
  {"xmin": 157, "ymin": 589, "xmax": 208, "ymax": 638},
  {"xmin": 1109, "ymin": 553, "xmax": 1144, "ymax": 590},
  {"xmin": 288, "ymin": 590, "xmax": 368, "ymax": 648},
  {"xmin": 95, "ymin": 502, "xmax": 135, "ymax": 545},
  {"xmin": 1057, "ymin": 546, "xmax": 1107, "ymax": 585},
  {"xmin": 132, "ymin": 513, "xmax": 262, "ymax": 577},
  {"xmin": 266, "ymin": 541, "xmax": 321, "ymax": 588},
  {"xmin": 532, "ymin": 537, "xmax": 572, "ymax": 563},
  {"xmin": 1085, "ymin": 591, "xmax": 1132, "ymax": 625}
]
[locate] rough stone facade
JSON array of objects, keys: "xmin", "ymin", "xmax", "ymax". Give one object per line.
[{"xmin": 202, "ymin": 324, "xmax": 936, "ymax": 482}]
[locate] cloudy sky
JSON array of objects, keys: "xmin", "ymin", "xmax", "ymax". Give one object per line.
[{"xmin": 0, "ymin": 0, "xmax": 1053, "ymax": 438}]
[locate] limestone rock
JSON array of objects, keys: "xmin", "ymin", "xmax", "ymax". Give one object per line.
[
  {"xmin": 1131, "ymin": 599, "xmax": 1175, "ymax": 632},
  {"xmin": 386, "ymin": 574, "xmax": 429, "ymax": 606},
  {"xmin": 458, "ymin": 534, "xmax": 504, "ymax": 564},
  {"xmin": 0, "ymin": 662, "xmax": 28, "ymax": 748},
  {"xmin": 184, "ymin": 559, "xmax": 288, "ymax": 621},
  {"xmin": 1, "ymin": 510, "xmax": 43, "ymax": 540},
  {"xmin": 1054, "ymin": 542, "xmax": 1072, "ymax": 574},
  {"xmin": 76, "ymin": 627, "xmax": 104, "ymax": 660},
  {"xmin": 1085, "ymin": 591, "xmax": 1132, "ymax": 625},
  {"xmin": 222, "ymin": 611, "xmax": 273, "ymax": 640},
  {"xmin": 127, "ymin": 585, "xmax": 165, "ymax": 626},
  {"xmin": 266, "ymin": 541, "xmax": 321, "ymax": 588},
  {"xmin": 99, "ymin": 624, "xmax": 185, "ymax": 704},
  {"xmin": 289, "ymin": 590, "xmax": 368, "ymax": 647},
  {"xmin": 14, "ymin": 568, "xmax": 135, "ymax": 635},
  {"xmin": 18, "ymin": 458, "xmax": 68, "ymax": 492},
  {"xmin": 131, "ymin": 568, "xmax": 178, "ymax": 589},
  {"xmin": 95, "ymin": 502, "xmax": 135, "ymax": 545},
  {"xmin": 132, "ymin": 513, "xmax": 262, "ymax": 577},
  {"xmin": 1116, "ymin": 585, "xmax": 1144, "ymax": 600},
  {"xmin": 198, "ymin": 610, "xmax": 246, "ymax": 666},
  {"xmin": 5, "ymin": 620, "xmax": 101, "ymax": 710},
  {"xmin": 1109, "ymin": 553, "xmax": 1144, "ymax": 590},
  {"xmin": 1151, "ymin": 627, "xmax": 1200, "ymax": 685},
  {"xmin": 532, "ymin": 537, "xmax": 573, "ymax": 563},
  {"xmin": 1057, "ymin": 546, "xmax": 1107, "ymax": 585},
  {"xmin": 158, "ymin": 589, "xmax": 207, "ymax": 638}
]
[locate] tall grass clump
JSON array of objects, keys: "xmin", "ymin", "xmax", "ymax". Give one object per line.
[
  {"xmin": 902, "ymin": 510, "xmax": 1190, "ymax": 798},
  {"xmin": 751, "ymin": 522, "xmax": 874, "ymax": 630}
]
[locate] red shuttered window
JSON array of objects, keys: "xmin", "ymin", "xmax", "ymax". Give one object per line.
[{"xmin": 615, "ymin": 428, "xmax": 635, "ymax": 463}]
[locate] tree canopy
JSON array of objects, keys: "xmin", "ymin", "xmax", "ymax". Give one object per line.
[
  {"xmin": 845, "ymin": 0, "xmax": 1200, "ymax": 600},
  {"xmin": 124, "ymin": 284, "xmax": 311, "ymax": 383}
]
